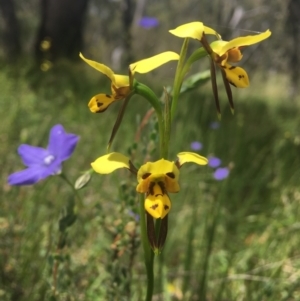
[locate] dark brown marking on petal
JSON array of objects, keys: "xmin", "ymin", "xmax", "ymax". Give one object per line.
[
  {"xmin": 164, "ymin": 205, "xmax": 170, "ymax": 210},
  {"xmin": 142, "ymin": 172, "xmax": 151, "ymax": 180},
  {"xmin": 151, "ymin": 204, "xmax": 159, "ymax": 210},
  {"xmin": 157, "ymin": 214, "xmax": 168, "ymax": 251},
  {"xmin": 148, "ymin": 182, "xmax": 155, "ymax": 195},
  {"xmin": 157, "ymin": 181, "xmax": 166, "ymax": 194},
  {"xmin": 105, "ymin": 94, "xmax": 112, "ymax": 98},
  {"xmin": 166, "ymin": 172, "xmax": 175, "ymax": 179},
  {"xmin": 229, "ymin": 66, "xmax": 236, "ymax": 70},
  {"xmin": 155, "ymin": 194, "xmax": 163, "ymax": 197},
  {"xmin": 238, "ymin": 75, "xmax": 244, "ymax": 80},
  {"xmin": 96, "ymin": 101, "xmax": 103, "ymax": 108}
]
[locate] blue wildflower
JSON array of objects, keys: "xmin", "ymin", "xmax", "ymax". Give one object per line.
[
  {"xmin": 190, "ymin": 141, "xmax": 203, "ymax": 151},
  {"xmin": 138, "ymin": 17, "xmax": 159, "ymax": 29},
  {"xmin": 8, "ymin": 124, "xmax": 79, "ymax": 186},
  {"xmin": 208, "ymin": 156, "xmax": 222, "ymax": 168},
  {"xmin": 213, "ymin": 167, "xmax": 230, "ymax": 181}
]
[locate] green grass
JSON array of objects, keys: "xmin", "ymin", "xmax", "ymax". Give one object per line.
[{"xmin": 1, "ymin": 61, "xmax": 300, "ymax": 301}]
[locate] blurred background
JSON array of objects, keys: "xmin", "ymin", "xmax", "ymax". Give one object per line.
[{"xmin": 1, "ymin": 0, "xmax": 300, "ymax": 300}]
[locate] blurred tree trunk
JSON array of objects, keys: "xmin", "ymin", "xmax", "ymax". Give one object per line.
[
  {"xmin": 122, "ymin": 0, "xmax": 134, "ymax": 65},
  {"xmin": 35, "ymin": 0, "xmax": 89, "ymax": 67},
  {"xmin": 286, "ymin": 0, "xmax": 300, "ymax": 97},
  {"xmin": 0, "ymin": 0, "xmax": 21, "ymax": 60}
]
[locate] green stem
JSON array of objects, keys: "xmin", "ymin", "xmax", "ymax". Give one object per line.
[
  {"xmin": 171, "ymin": 38, "xmax": 189, "ymax": 122},
  {"xmin": 181, "ymin": 47, "xmax": 208, "ymax": 77},
  {"xmin": 134, "ymin": 82, "xmax": 165, "ymax": 157},
  {"xmin": 171, "ymin": 46, "xmax": 208, "ymax": 122},
  {"xmin": 139, "ymin": 194, "xmax": 154, "ymax": 301},
  {"xmin": 59, "ymin": 173, "xmax": 83, "ymax": 208}
]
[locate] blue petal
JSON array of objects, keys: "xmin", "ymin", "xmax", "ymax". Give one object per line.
[
  {"xmin": 47, "ymin": 124, "xmax": 79, "ymax": 161},
  {"xmin": 138, "ymin": 17, "xmax": 159, "ymax": 29},
  {"xmin": 213, "ymin": 167, "xmax": 230, "ymax": 181},
  {"xmin": 208, "ymin": 156, "xmax": 222, "ymax": 168},
  {"xmin": 7, "ymin": 166, "xmax": 55, "ymax": 186},
  {"xmin": 190, "ymin": 141, "xmax": 203, "ymax": 151},
  {"xmin": 18, "ymin": 145, "xmax": 49, "ymax": 167}
]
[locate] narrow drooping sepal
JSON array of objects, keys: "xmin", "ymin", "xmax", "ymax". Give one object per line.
[
  {"xmin": 146, "ymin": 212, "xmax": 156, "ymax": 251},
  {"xmin": 209, "ymin": 55, "xmax": 221, "ymax": 117},
  {"xmin": 220, "ymin": 68, "xmax": 234, "ymax": 114},
  {"xmin": 107, "ymin": 95, "xmax": 132, "ymax": 151},
  {"xmin": 156, "ymin": 215, "xmax": 168, "ymax": 254}
]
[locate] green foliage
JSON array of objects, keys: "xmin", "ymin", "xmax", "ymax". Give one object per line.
[{"xmin": 1, "ymin": 60, "xmax": 300, "ymax": 301}]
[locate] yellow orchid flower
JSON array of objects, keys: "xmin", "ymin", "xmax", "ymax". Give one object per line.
[
  {"xmin": 208, "ymin": 30, "xmax": 271, "ymax": 88},
  {"xmin": 204, "ymin": 29, "xmax": 271, "ymax": 114},
  {"xmin": 91, "ymin": 152, "xmax": 208, "ymax": 219},
  {"xmin": 80, "ymin": 52, "xmax": 179, "ymax": 113},
  {"xmin": 169, "ymin": 22, "xmax": 271, "ymax": 114}
]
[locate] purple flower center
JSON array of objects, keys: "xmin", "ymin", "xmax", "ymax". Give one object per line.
[{"xmin": 44, "ymin": 154, "xmax": 55, "ymax": 166}]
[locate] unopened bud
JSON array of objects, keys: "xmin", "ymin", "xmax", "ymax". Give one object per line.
[{"xmin": 74, "ymin": 172, "xmax": 92, "ymax": 190}]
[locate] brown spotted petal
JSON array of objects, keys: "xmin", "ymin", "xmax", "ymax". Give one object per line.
[
  {"xmin": 136, "ymin": 159, "xmax": 180, "ymax": 193},
  {"xmin": 144, "ymin": 182, "xmax": 171, "ymax": 219},
  {"xmin": 88, "ymin": 94, "xmax": 117, "ymax": 113},
  {"xmin": 222, "ymin": 63, "xmax": 249, "ymax": 88}
]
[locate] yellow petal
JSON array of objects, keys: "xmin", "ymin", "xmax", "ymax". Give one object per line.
[
  {"xmin": 211, "ymin": 41, "xmax": 243, "ymax": 65},
  {"xmin": 227, "ymin": 47, "xmax": 243, "ymax": 63},
  {"xmin": 80, "ymin": 53, "xmax": 116, "ymax": 85},
  {"xmin": 130, "ymin": 51, "xmax": 179, "ymax": 74},
  {"xmin": 211, "ymin": 40, "xmax": 230, "ymax": 56},
  {"xmin": 169, "ymin": 22, "xmax": 220, "ymax": 40},
  {"xmin": 169, "ymin": 22, "xmax": 204, "ymax": 40},
  {"xmin": 204, "ymin": 26, "xmax": 222, "ymax": 39},
  {"xmin": 217, "ymin": 29, "xmax": 271, "ymax": 57},
  {"xmin": 177, "ymin": 152, "xmax": 208, "ymax": 166},
  {"xmin": 91, "ymin": 152, "xmax": 130, "ymax": 174},
  {"xmin": 144, "ymin": 184, "xmax": 171, "ymax": 219},
  {"xmin": 222, "ymin": 64, "xmax": 249, "ymax": 88},
  {"xmin": 136, "ymin": 159, "xmax": 180, "ymax": 193},
  {"xmin": 114, "ymin": 74, "xmax": 129, "ymax": 88},
  {"xmin": 88, "ymin": 94, "xmax": 118, "ymax": 113}
]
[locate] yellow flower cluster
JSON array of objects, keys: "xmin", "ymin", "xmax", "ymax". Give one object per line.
[{"xmin": 81, "ymin": 21, "xmax": 271, "ymax": 221}]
